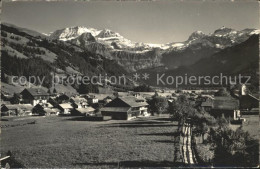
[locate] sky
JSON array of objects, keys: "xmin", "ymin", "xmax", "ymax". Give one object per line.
[{"xmin": 2, "ymin": 0, "xmax": 259, "ymax": 44}]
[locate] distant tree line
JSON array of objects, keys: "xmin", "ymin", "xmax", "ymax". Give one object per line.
[{"xmin": 133, "ymin": 84, "xmax": 154, "ymax": 92}]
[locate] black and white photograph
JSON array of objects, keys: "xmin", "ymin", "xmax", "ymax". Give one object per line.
[{"xmin": 0, "ymin": 0, "xmax": 259, "ymax": 168}]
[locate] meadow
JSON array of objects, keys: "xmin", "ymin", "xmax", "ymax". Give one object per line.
[{"xmin": 1, "ymin": 115, "xmax": 180, "ymax": 168}]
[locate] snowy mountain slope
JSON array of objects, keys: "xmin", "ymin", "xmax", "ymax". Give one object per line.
[{"xmin": 7, "ymin": 23, "xmax": 259, "ymax": 72}]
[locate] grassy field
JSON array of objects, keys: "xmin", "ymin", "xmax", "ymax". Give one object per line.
[{"xmin": 1, "ymin": 115, "xmax": 180, "ymax": 168}]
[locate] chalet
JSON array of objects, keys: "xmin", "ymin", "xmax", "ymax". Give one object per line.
[
  {"xmin": 103, "ymin": 96, "xmax": 114, "ymax": 104},
  {"xmin": 70, "ymin": 96, "xmax": 88, "ymax": 108},
  {"xmin": 88, "ymin": 94, "xmax": 115, "ymax": 104},
  {"xmin": 1, "ymin": 101, "xmax": 11, "ymax": 107},
  {"xmin": 87, "ymin": 95, "xmax": 99, "ymax": 104},
  {"xmin": 56, "ymin": 94, "xmax": 70, "ymax": 104},
  {"xmin": 1, "ymin": 92, "xmax": 13, "ymax": 101},
  {"xmin": 43, "ymin": 108, "xmax": 60, "ymax": 116},
  {"xmin": 239, "ymin": 94, "xmax": 259, "ymax": 110},
  {"xmin": 1, "ymin": 105, "xmax": 18, "ymax": 116},
  {"xmin": 209, "ymin": 96, "xmax": 239, "ymax": 119},
  {"xmin": 17, "ymin": 104, "xmax": 33, "ymax": 116},
  {"xmin": 1, "ymin": 104, "xmax": 33, "ymax": 116},
  {"xmin": 20, "ymin": 88, "xmax": 49, "ymax": 106},
  {"xmin": 32, "ymin": 104, "xmax": 45, "ymax": 115},
  {"xmin": 32, "ymin": 104, "xmax": 57, "ymax": 116},
  {"xmin": 75, "ymin": 107, "xmax": 95, "ymax": 116},
  {"xmin": 58, "ymin": 103, "xmax": 73, "ymax": 114},
  {"xmin": 201, "ymin": 101, "xmax": 213, "ymax": 112},
  {"xmin": 101, "ymin": 96, "xmax": 149, "ymax": 120}
]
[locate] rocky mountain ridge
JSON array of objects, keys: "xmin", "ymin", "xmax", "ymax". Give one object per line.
[{"xmin": 49, "ymin": 26, "xmax": 259, "ymax": 71}]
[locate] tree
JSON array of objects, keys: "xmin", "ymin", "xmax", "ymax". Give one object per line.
[
  {"xmin": 53, "ymin": 88, "xmax": 57, "ymax": 94},
  {"xmin": 209, "ymin": 126, "xmax": 258, "ymax": 167},
  {"xmin": 214, "ymin": 88, "xmax": 230, "ymax": 97},
  {"xmin": 133, "ymin": 84, "xmax": 154, "ymax": 92},
  {"xmin": 169, "ymin": 95, "xmax": 196, "ymax": 123},
  {"xmin": 148, "ymin": 96, "xmax": 168, "ymax": 116}
]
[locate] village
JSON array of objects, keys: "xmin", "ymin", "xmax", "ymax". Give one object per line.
[{"xmin": 1, "ymin": 84, "xmax": 258, "ymax": 122}]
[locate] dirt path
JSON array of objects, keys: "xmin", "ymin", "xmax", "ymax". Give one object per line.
[{"xmin": 180, "ymin": 122, "xmax": 197, "ymax": 165}]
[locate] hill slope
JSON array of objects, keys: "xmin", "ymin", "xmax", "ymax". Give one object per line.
[{"xmin": 1, "ymin": 23, "xmax": 128, "ymax": 94}]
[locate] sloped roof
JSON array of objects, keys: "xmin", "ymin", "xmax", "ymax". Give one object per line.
[
  {"xmin": 88, "ymin": 93, "xmax": 114, "ymax": 100},
  {"xmin": 118, "ymin": 92, "xmax": 129, "ymax": 97},
  {"xmin": 201, "ymin": 101, "xmax": 213, "ymax": 107},
  {"xmin": 5, "ymin": 104, "xmax": 33, "ymax": 110},
  {"xmin": 59, "ymin": 103, "xmax": 73, "ymax": 109},
  {"xmin": 101, "ymin": 107, "xmax": 130, "ymax": 112},
  {"xmin": 76, "ymin": 107, "xmax": 95, "ymax": 113},
  {"xmin": 119, "ymin": 97, "xmax": 149, "ymax": 107},
  {"xmin": 51, "ymin": 108, "xmax": 60, "ymax": 112},
  {"xmin": 4, "ymin": 104, "xmax": 19, "ymax": 110},
  {"xmin": 213, "ymin": 96, "xmax": 239, "ymax": 110},
  {"xmin": 19, "ymin": 104, "xmax": 33, "ymax": 110},
  {"xmin": 44, "ymin": 108, "xmax": 56, "ymax": 113},
  {"xmin": 70, "ymin": 96, "xmax": 88, "ymax": 103},
  {"xmin": 247, "ymin": 94, "xmax": 259, "ymax": 101}
]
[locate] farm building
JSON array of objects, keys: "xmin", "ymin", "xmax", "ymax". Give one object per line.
[
  {"xmin": 239, "ymin": 94, "xmax": 259, "ymax": 110},
  {"xmin": 75, "ymin": 107, "xmax": 95, "ymax": 116},
  {"xmin": 70, "ymin": 96, "xmax": 88, "ymax": 108},
  {"xmin": 32, "ymin": 104, "xmax": 59, "ymax": 116},
  {"xmin": 20, "ymin": 88, "xmax": 49, "ymax": 106},
  {"xmin": 56, "ymin": 94, "xmax": 70, "ymax": 104},
  {"xmin": 201, "ymin": 101, "xmax": 213, "ymax": 112},
  {"xmin": 101, "ymin": 96, "xmax": 149, "ymax": 120},
  {"xmin": 86, "ymin": 95, "xmax": 99, "ymax": 104},
  {"xmin": 43, "ymin": 108, "xmax": 60, "ymax": 116},
  {"xmin": 58, "ymin": 103, "xmax": 73, "ymax": 114},
  {"xmin": 1, "ymin": 105, "xmax": 19, "ymax": 116},
  {"xmin": 209, "ymin": 96, "xmax": 239, "ymax": 119},
  {"xmin": 1, "ymin": 104, "xmax": 33, "ymax": 116}
]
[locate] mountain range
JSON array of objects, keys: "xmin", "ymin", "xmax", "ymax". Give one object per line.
[
  {"xmin": 49, "ymin": 25, "xmax": 259, "ymax": 71},
  {"xmin": 1, "ymin": 23, "xmax": 259, "ymax": 93}
]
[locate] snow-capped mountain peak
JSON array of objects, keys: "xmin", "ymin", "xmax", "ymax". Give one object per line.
[
  {"xmin": 188, "ymin": 31, "xmax": 206, "ymax": 41},
  {"xmin": 213, "ymin": 27, "xmax": 235, "ymax": 36},
  {"xmin": 49, "ymin": 26, "xmax": 101, "ymax": 41},
  {"xmin": 97, "ymin": 29, "xmax": 121, "ymax": 38}
]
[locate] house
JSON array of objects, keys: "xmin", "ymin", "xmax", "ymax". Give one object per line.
[
  {"xmin": 1, "ymin": 92, "xmax": 13, "ymax": 101},
  {"xmin": 201, "ymin": 101, "xmax": 213, "ymax": 112},
  {"xmin": 88, "ymin": 94, "xmax": 115, "ymax": 104},
  {"xmin": 87, "ymin": 95, "xmax": 99, "ymax": 104},
  {"xmin": 75, "ymin": 107, "xmax": 95, "ymax": 116},
  {"xmin": 70, "ymin": 96, "xmax": 88, "ymax": 108},
  {"xmin": 32, "ymin": 104, "xmax": 57, "ymax": 116},
  {"xmin": 239, "ymin": 94, "xmax": 259, "ymax": 110},
  {"xmin": 101, "ymin": 96, "xmax": 149, "ymax": 120},
  {"xmin": 43, "ymin": 108, "xmax": 60, "ymax": 116},
  {"xmin": 1, "ymin": 105, "xmax": 19, "ymax": 116},
  {"xmin": 32, "ymin": 104, "xmax": 45, "ymax": 115},
  {"xmin": 17, "ymin": 104, "xmax": 33, "ymax": 116},
  {"xmin": 20, "ymin": 88, "xmax": 49, "ymax": 106},
  {"xmin": 1, "ymin": 101, "xmax": 11, "ymax": 107},
  {"xmin": 56, "ymin": 94, "xmax": 70, "ymax": 104},
  {"xmin": 209, "ymin": 96, "xmax": 239, "ymax": 119},
  {"xmin": 1, "ymin": 104, "xmax": 33, "ymax": 116},
  {"xmin": 58, "ymin": 103, "xmax": 73, "ymax": 114},
  {"xmin": 103, "ymin": 96, "xmax": 114, "ymax": 104}
]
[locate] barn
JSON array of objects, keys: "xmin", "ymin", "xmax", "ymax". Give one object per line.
[{"xmin": 100, "ymin": 96, "xmax": 149, "ymax": 120}]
